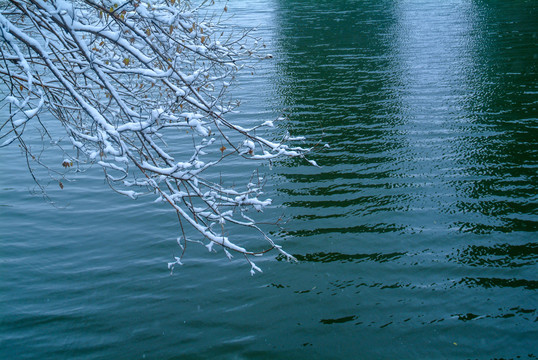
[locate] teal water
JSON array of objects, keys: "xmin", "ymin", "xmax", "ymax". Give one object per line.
[{"xmin": 1, "ymin": 0, "xmax": 537, "ymax": 359}]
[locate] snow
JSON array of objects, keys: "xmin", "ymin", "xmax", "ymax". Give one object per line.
[
  {"xmin": 243, "ymin": 140, "xmax": 255, "ymax": 151},
  {"xmin": 5, "ymin": 96, "xmax": 19, "ymax": 106},
  {"xmin": 12, "ymin": 118, "xmax": 27, "ymax": 127},
  {"xmin": 1, "ymin": 137, "xmax": 16, "ymax": 147},
  {"xmin": 115, "ymin": 189, "xmax": 139, "ymax": 199}
]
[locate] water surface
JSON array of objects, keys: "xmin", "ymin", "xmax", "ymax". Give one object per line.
[{"xmin": 1, "ymin": 0, "xmax": 537, "ymax": 359}]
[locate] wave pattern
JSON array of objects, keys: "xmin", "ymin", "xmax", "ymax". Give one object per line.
[
  {"xmin": 269, "ymin": 0, "xmax": 537, "ymax": 357},
  {"xmin": 0, "ymin": 0, "xmax": 536, "ymax": 359}
]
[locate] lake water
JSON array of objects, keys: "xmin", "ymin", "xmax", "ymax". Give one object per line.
[{"xmin": 1, "ymin": 0, "xmax": 537, "ymax": 359}]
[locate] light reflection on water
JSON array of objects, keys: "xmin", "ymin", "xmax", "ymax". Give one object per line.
[
  {"xmin": 272, "ymin": 0, "xmax": 537, "ymax": 357},
  {"xmin": 1, "ymin": 0, "xmax": 537, "ymax": 359}
]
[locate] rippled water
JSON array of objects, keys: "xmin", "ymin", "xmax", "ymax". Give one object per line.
[{"xmin": 1, "ymin": 0, "xmax": 537, "ymax": 359}]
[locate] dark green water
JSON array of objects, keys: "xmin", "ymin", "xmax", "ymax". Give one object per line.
[{"xmin": 1, "ymin": 0, "xmax": 537, "ymax": 359}]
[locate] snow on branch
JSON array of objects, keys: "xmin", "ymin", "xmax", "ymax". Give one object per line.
[{"xmin": 0, "ymin": 0, "xmax": 317, "ymax": 273}]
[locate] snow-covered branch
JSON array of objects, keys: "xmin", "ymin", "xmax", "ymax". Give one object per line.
[{"xmin": 0, "ymin": 0, "xmax": 316, "ymax": 273}]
